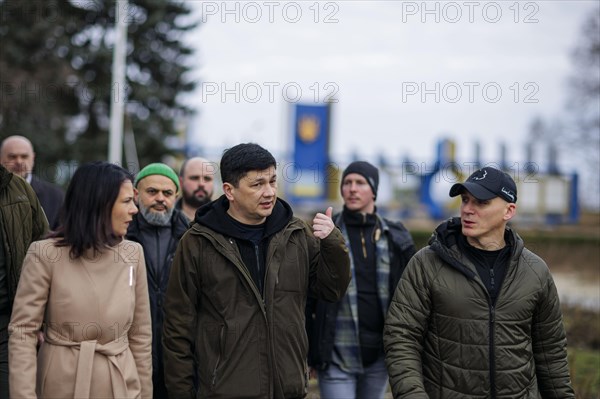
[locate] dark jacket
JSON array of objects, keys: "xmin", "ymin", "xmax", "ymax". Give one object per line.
[
  {"xmin": 306, "ymin": 211, "xmax": 416, "ymax": 370},
  {"xmin": 384, "ymin": 217, "xmax": 574, "ymax": 399},
  {"xmin": 162, "ymin": 196, "xmax": 351, "ymax": 398},
  {"xmin": 30, "ymin": 175, "xmax": 64, "ymax": 231},
  {"xmin": 126, "ymin": 208, "xmax": 189, "ymax": 392},
  {"xmin": 0, "ymin": 166, "xmax": 48, "ymax": 311}
]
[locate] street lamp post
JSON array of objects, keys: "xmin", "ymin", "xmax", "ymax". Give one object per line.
[{"xmin": 108, "ymin": 0, "xmax": 129, "ymax": 164}]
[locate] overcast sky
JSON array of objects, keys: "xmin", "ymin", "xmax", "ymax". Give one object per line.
[{"xmin": 182, "ymin": 1, "xmax": 595, "ymax": 173}]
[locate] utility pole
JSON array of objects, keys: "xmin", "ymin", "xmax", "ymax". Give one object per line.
[{"xmin": 108, "ymin": 0, "xmax": 129, "ymax": 164}]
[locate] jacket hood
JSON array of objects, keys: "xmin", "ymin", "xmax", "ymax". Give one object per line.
[
  {"xmin": 194, "ymin": 194, "xmax": 293, "ymax": 240},
  {"xmin": 428, "ymin": 217, "xmax": 523, "ymax": 280}
]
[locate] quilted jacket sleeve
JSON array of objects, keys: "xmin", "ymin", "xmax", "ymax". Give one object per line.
[
  {"xmin": 531, "ymin": 267, "xmax": 575, "ymax": 398},
  {"xmin": 383, "ymin": 250, "xmax": 431, "ymax": 399},
  {"xmin": 24, "ymin": 179, "xmax": 49, "ymax": 241}
]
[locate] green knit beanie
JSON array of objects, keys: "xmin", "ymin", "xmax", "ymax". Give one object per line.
[{"xmin": 135, "ymin": 163, "xmax": 180, "ymax": 192}]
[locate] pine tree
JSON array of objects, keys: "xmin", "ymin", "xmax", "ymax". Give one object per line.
[{"xmin": 0, "ymin": 0, "xmax": 196, "ymax": 175}]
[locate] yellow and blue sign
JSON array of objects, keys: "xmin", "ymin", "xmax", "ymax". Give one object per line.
[{"xmin": 288, "ymin": 103, "xmax": 330, "ymax": 202}]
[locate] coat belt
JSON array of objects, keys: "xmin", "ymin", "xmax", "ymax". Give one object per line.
[{"xmin": 45, "ymin": 330, "xmax": 129, "ymax": 398}]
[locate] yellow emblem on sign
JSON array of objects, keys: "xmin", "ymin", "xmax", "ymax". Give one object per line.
[{"xmin": 298, "ymin": 115, "xmax": 320, "ymax": 143}]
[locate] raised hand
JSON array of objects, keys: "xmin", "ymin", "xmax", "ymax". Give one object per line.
[{"xmin": 312, "ymin": 206, "xmax": 335, "ymax": 239}]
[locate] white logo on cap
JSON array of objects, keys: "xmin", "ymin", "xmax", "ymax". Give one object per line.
[
  {"xmin": 501, "ymin": 187, "xmax": 515, "ymax": 201},
  {"xmin": 472, "ymin": 170, "xmax": 487, "ymax": 181}
]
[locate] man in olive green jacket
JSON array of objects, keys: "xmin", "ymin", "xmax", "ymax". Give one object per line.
[
  {"xmin": 384, "ymin": 167, "xmax": 574, "ymax": 398},
  {"xmin": 0, "ymin": 164, "xmax": 48, "ymax": 398},
  {"xmin": 163, "ymin": 143, "xmax": 351, "ymax": 398}
]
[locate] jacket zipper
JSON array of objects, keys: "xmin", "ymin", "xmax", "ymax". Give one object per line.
[
  {"xmin": 474, "ymin": 276, "xmax": 497, "ymax": 398},
  {"xmin": 211, "ymin": 324, "xmax": 226, "ymax": 390},
  {"xmin": 462, "ymin": 244, "xmax": 513, "ymax": 399},
  {"xmin": 262, "ymin": 237, "xmax": 277, "ymax": 398},
  {"xmin": 202, "ymin": 226, "xmax": 302, "ymax": 399},
  {"xmin": 255, "ymin": 244, "xmax": 263, "ymax": 294},
  {"xmin": 163, "ymin": 235, "xmax": 176, "ymax": 284},
  {"xmin": 261, "ymin": 230, "xmax": 298, "ymax": 398},
  {"xmin": 227, "ymin": 237, "xmax": 271, "ymax": 397},
  {"xmin": 152, "ymin": 230, "xmax": 161, "ymax": 299},
  {"xmin": 361, "ymin": 213, "xmax": 368, "ymax": 258},
  {"xmin": 489, "ymin": 262, "xmax": 502, "ymax": 398},
  {"xmin": 489, "ymin": 304, "xmax": 496, "ymax": 399},
  {"xmin": 152, "ymin": 230, "xmax": 175, "ymax": 305},
  {"xmin": 360, "ymin": 229, "xmax": 367, "ymax": 258}
]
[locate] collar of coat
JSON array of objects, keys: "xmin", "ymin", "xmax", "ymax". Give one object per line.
[
  {"xmin": 193, "ymin": 194, "xmax": 293, "ymax": 241},
  {"xmin": 428, "ymin": 217, "xmax": 523, "ymax": 280}
]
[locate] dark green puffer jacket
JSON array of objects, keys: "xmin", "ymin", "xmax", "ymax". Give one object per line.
[
  {"xmin": 0, "ymin": 165, "xmax": 48, "ymax": 309},
  {"xmin": 384, "ymin": 217, "xmax": 574, "ymax": 399}
]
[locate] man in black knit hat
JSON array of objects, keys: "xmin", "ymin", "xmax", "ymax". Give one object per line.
[{"xmin": 306, "ymin": 161, "xmax": 416, "ymax": 399}]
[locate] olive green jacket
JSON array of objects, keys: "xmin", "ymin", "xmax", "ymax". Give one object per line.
[
  {"xmin": 163, "ymin": 199, "xmax": 350, "ymax": 398},
  {"xmin": 0, "ymin": 165, "xmax": 48, "ymax": 309},
  {"xmin": 384, "ymin": 218, "xmax": 574, "ymax": 399}
]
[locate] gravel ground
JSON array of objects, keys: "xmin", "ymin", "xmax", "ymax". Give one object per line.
[{"xmin": 307, "ymin": 378, "xmax": 393, "ymax": 398}]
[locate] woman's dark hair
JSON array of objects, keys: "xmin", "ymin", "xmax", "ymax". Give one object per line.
[
  {"xmin": 52, "ymin": 161, "xmax": 134, "ymax": 258},
  {"xmin": 220, "ymin": 143, "xmax": 276, "ymax": 186}
]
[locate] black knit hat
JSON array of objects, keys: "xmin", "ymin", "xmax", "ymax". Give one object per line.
[{"xmin": 341, "ymin": 161, "xmax": 379, "ymax": 199}]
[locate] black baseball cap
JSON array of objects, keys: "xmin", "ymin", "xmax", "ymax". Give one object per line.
[{"xmin": 449, "ymin": 167, "xmax": 517, "ymax": 203}]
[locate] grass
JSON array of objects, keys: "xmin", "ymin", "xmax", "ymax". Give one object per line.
[
  {"xmin": 569, "ymin": 348, "xmax": 600, "ymax": 399},
  {"xmin": 563, "ymin": 304, "xmax": 600, "ymax": 398}
]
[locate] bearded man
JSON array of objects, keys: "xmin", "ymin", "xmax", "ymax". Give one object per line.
[
  {"xmin": 176, "ymin": 157, "xmax": 215, "ymax": 221},
  {"xmin": 126, "ymin": 163, "xmax": 189, "ymax": 399}
]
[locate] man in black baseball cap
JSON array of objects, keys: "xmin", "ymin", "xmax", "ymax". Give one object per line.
[{"xmin": 384, "ymin": 165, "xmax": 574, "ymax": 398}]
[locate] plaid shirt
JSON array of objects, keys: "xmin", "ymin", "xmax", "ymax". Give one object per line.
[{"xmin": 332, "ymin": 214, "xmax": 391, "ymax": 373}]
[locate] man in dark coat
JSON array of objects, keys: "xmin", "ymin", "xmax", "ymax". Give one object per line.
[
  {"xmin": 384, "ymin": 167, "xmax": 574, "ymax": 398},
  {"xmin": 306, "ymin": 161, "xmax": 416, "ymax": 399},
  {"xmin": 0, "ymin": 135, "xmax": 64, "ymax": 230},
  {"xmin": 0, "ymin": 164, "xmax": 48, "ymax": 398},
  {"xmin": 126, "ymin": 163, "xmax": 188, "ymax": 399},
  {"xmin": 163, "ymin": 143, "xmax": 351, "ymax": 398}
]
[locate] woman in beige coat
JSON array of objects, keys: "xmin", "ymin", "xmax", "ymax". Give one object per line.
[{"xmin": 9, "ymin": 162, "xmax": 152, "ymax": 398}]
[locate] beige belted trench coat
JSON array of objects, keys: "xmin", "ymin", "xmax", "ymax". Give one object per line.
[{"xmin": 8, "ymin": 239, "xmax": 152, "ymax": 398}]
